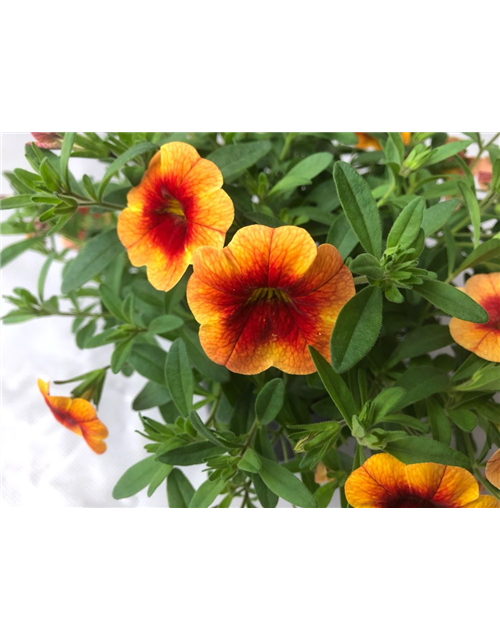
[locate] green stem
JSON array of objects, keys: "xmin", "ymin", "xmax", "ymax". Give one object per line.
[{"xmin": 241, "ymin": 418, "xmax": 260, "ymax": 455}]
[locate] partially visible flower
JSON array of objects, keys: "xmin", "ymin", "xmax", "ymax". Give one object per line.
[
  {"xmin": 345, "ymin": 453, "xmax": 500, "ymax": 508},
  {"xmin": 187, "ymin": 224, "xmax": 355, "ymax": 375},
  {"xmin": 38, "ymin": 379, "xmax": 108, "ymax": 454},
  {"xmin": 31, "ymin": 132, "xmax": 63, "ymax": 149},
  {"xmin": 315, "ymin": 462, "xmax": 332, "ymax": 485},
  {"xmin": 449, "ymin": 273, "xmax": 500, "ymax": 363},
  {"xmin": 471, "ymin": 155, "xmax": 493, "ymax": 191},
  {"xmin": 118, "ymin": 142, "xmax": 234, "ymax": 292},
  {"xmin": 355, "ymin": 132, "xmax": 411, "ymax": 150},
  {"xmin": 486, "ymin": 449, "xmax": 500, "ymax": 489}
]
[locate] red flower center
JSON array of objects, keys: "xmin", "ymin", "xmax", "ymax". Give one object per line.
[
  {"xmin": 386, "ymin": 496, "xmax": 439, "ymax": 508},
  {"xmin": 480, "ymin": 295, "xmax": 500, "ymax": 330}
]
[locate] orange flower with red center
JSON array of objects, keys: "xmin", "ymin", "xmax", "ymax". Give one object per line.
[
  {"xmin": 117, "ymin": 142, "xmax": 234, "ymax": 292},
  {"xmin": 186, "ymin": 224, "xmax": 355, "ymax": 375},
  {"xmin": 449, "ymin": 273, "xmax": 500, "ymax": 362},
  {"xmin": 38, "ymin": 379, "xmax": 108, "ymax": 454},
  {"xmin": 355, "ymin": 132, "xmax": 411, "ymax": 150},
  {"xmin": 345, "ymin": 453, "xmax": 500, "ymax": 508}
]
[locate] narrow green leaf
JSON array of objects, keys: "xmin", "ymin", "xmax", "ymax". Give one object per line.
[
  {"xmin": 255, "ymin": 379, "xmax": 285, "ymax": 425},
  {"xmin": 1, "ymin": 237, "xmax": 40, "ymax": 267},
  {"xmin": 392, "ymin": 366, "xmax": 449, "ymax": 411},
  {"xmin": 385, "ymin": 437, "xmax": 471, "ymax": 470},
  {"xmin": 207, "ymin": 141, "xmax": 272, "ymax": 182},
  {"xmin": 455, "ymin": 238, "xmax": 500, "ymax": 273},
  {"xmin": 167, "ymin": 469, "xmax": 195, "ymax": 508},
  {"xmin": 99, "ymin": 283, "xmax": 126, "ymax": 320},
  {"xmin": 60, "ymin": 132, "xmax": 76, "ymax": 188},
  {"xmin": 165, "ymin": 338, "xmax": 193, "ymax": 417},
  {"xmin": 370, "ymin": 387, "xmax": 407, "ymax": 424},
  {"xmin": 129, "ymin": 344, "xmax": 167, "ymax": 384},
  {"xmin": 253, "ymin": 473, "xmax": 278, "ymax": 508},
  {"xmin": 148, "ymin": 315, "xmax": 183, "ymax": 334},
  {"xmin": 111, "ymin": 338, "xmax": 134, "ymax": 373},
  {"xmin": 425, "ymin": 140, "xmax": 472, "ymax": 166},
  {"xmin": 426, "ymin": 398, "xmax": 451, "ymax": 445},
  {"xmin": 189, "ymin": 477, "xmax": 225, "ymax": 508},
  {"xmin": 147, "ymin": 464, "xmax": 173, "ymax": 497},
  {"xmin": 330, "ymin": 286, "xmax": 383, "ymax": 373},
  {"xmin": 448, "ymin": 409, "xmax": 477, "ymax": 433},
  {"xmin": 459, "ymin": 183, "xmax": 481, "ymax": 248},
  {"xmin": 258, "ymin": 456, "xmax": 317, "ymax": 508},
  {"xmin": 189, "ymin": 410, "xmax": 227, "ymax": 448},
  {"xmin": 386, "ymin": 197, "xmax": 424, "ymax": 249},
  {"xmin": 0, "ymin": 195, "xmax": 35, "ymax": 210},
  {"xmin": 388, "ymin": 324, "xmax": 453, "ymax": 367},
  {"xmin": 421, "ymin": 199, "xmax": 460, "ymax": 236},
  {"xmin": 113, "ymin": 456, "xmax": 164, "ymax": 499},
  {"xmin": 132, "ymin": 381, "xmax": 171, "ymax": 411},
  {"xmin": 158, "ymin": 442, "xmax": 225, "ymax": 466},
  {"xmin": 37, "ymin": 252, "xmax": 55, "ymax": 301},
  {"xmin": 326, "ymin": 213, "xmax": 358, "ymax": 260},
  {"xmin": 414, "ymin": 279, "xmax": 488, "ymax": 323},
  {"xmin": 238, "ymin": 449, "xmax": 262, "ymax": 473},
  {"xmin": 61, "ymin": 229, "xmax": 123, "ymax": 294},
  {"xmin": 98, "ymin": 141, "xmax": 158, "ymax": 199},
  {"xmin": 270, "ymin": 152, "xmax": 333, "ymax": 195},
  {"xmin": 333, "ymin": 161, "xmax": 382, "ymax": 258},
  {"xmin": 308, "ymin": 347, "xmax": 357, "ymax": 428}
]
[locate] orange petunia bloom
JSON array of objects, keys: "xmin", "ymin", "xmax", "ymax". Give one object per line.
[
  {"xmin": 117, "ymin": 142, "xmax": 234, "ymax": 292},
  {"xmin": 186, "ymin": 224, "xmax": 355, "ymax": 375},
  {"xmin": 486, "ymin": 449, "xmax": 500, "ymax": 489},
  {"xmin": 38, "ymin": 379, "xmax": 108, "ymax": 454},
  {"xmin": 345, "ymin": 453, "xmax": 500, "ymax": 508},
  {"xmin": 449, "ymin": 273, "xmax": 500, "ymax": 363},
  {"xmin": 355, "ymin": 132, "xmax": 411, "ymax": 150}
]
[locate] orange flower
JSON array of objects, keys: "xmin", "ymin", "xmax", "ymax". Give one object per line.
[
  {"xmin": 355, "ymin": 132, "xmax": 411, "ymax": 150},
  {"xmin": 345, "ymin": 453, "xmax": 500, "ymax": 508},
  {"xmin": 486, "ymin": 449, "xmax": 500, "ymax": 489},
  {"xmin": 38, "ymin": 379, "xmax": 108, "ymax": 454},
  {"xmin": 186, "ymin": 224, "xmax": 355, "ymax": 375},
  {"xmin": 117, "ymin": 142, "xmax": 234, "ymax": 292},
  {"xmin": 449, "ymin": 273, "xmax": 500, "ymax": 362},
  {"xmin": 471, "ymin": 155, "xmax": 493, "ymax": 191}
]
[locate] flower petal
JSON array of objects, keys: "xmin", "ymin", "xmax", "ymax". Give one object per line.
[
  {"xmin": 449, "ymin": 319, "xmax": 500, "ymax": 362},
  {"xmin": 463, "ymin": 495, "xmax": 500, "ymax": 508},
  {"xmin": 431, "ymin": 465, "xmax": 479, "ymax": 507},
  {"xmin": 345, "ymin": 453, "xmax": 409, "ymax": 508},
  {"xmin": 486, "ymin": 449, "xmax": 500, "ymax": 489}
]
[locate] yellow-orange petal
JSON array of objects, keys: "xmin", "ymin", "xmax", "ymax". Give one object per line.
[
  {"xmin": 38, "ymin": 379, "xmax": 108, "ymax": 454},
  {"xmin": 463, "ymin": 272, "xmax": 500, "ymax": 302},
  {"xmin": 344, "ymin": 453, "xmax": 409, "ymax": 508},
  {"xmin": 463, "ymin": 495, "xmax": 500, "ymax": 508},
  {"xmin": 401, "ymin": 132, "xmax": 411, "ymax": 145},
  {"xmin": 431, "ymin": 465, "xmax": 479, "ymax": 507},
  {"xmin": 355, "ymin": 133, "xmax": 381, "ymax": 151},
  {"xmin": 486, "ymin": 449, "xmax": 500, "ymax": 489}
]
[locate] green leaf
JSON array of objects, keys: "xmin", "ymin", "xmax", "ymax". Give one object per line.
[
  {"xmin": 238, "ymin": 449, "xmax": 262, "ymax": 473},
  {"xmin": 97, "ymin": 141, "xmax": 158, "ymax": 199},
  {"xmin": 326, "ymin": 213, "xmax": 358, "ymax": 260},
  {"xmin": 386, "ymin": 197, "xmax": 424, "ymax": 249},
  {"xmin": 448, "ymin": 409, "xmax": 477, "ymax": 433},
  {"xmin": 414, "ymin": 279, "xmax": 488, "ymax": 323},
  {"xmin": 165, "ymin": 338, "xmax": 193, "ymax": 418},
  {"xmin": 207, "ymin": 141, "xmax": 272, "ymax": 182},
  {"xmin": 61, "ymin": 229, "xmax": 123, "ymax": 294},
  {"xmin": 189, "ymin": 410, "xmax": 227, "ymax": 448},
  {"xmin": 167, "ymin": 469, "xmax": 195, "ymax": 508},
  {"xmin": 253, "ymin": 473, "xmax": 278, "ymax": 508},
  {"xmin": 113, "ymin": 456, "xmax": 165, "ymax": 499},
  {"xmin": 189, "ymin": 477, "xmax": 225, "ymax": 508},
  {"xmin": 255, "ymin": 379, "xmax": 285, "ymax": 425},
  {"xmin": 99, "ymin": 284, "xmax": 126, "ymax": 320},
  {"xmin": 258, "ymin": 456, "xmax": 317, "ymax": 508},
  {"xmin": 183, "ymin": 330, "xmax": 230, "ymax": 383},
  {"xmin": 308, "ymin": 347, "xmax": 357, "ymax": 428},
  {"xmin": 270, "ymin": 152, "xmax": 333, "ymax": 195},
  {"xmin": 0, "ymin": 237, "xmax": 41, "ymax": 267},
  {"xmin": 392, "ymin": 366, "xmax": 449, "ymax": 411},
  {"xmin": 60, "ymin": 132, "xmax": 76, "ymax": 188},
  {"xmin": 0, "ymin": 195, "xmax": 35, "ymax": 210},
  {"xmin": 158, "ymin": 442, "xmax": 225, "ymax": 466},
  {"xmin": 111, "ymin": 338, "xmax": 134, "ymax": 373},
  {"xmin": 38, "ymin": 252, "xmax": 55, "ymax": 301},
  {"xmin": 426, "ymin": 397, "xmax": 451, "ymax": 445},
  {"xmin": 333, "ymin": 161, "xmax": 382, "ymax": 258},
  {"xmin": 425, "ymin": 140, "xmax": 472, "ymax": 166},
  {"xmin": 148, "ymin": 315, "xmax": 183, "ymax": 334},
  {"xmin": 370, "ymin": 387, "xmax": 407, "ymax": 423},
  {"xmin": 385, "ymin": 436, "xmax": 471, "ymax": 470},
  {"xmin": 459, "ymin": 183, "xmax": 481, "ymax": 248},
  {"xmin": 421, "ymin": 199, "xmax": 460, "ymax": 236},
  {"xmin": 147, "ymin": 464, "xmax": 173, "ymax": 497},
  {"xmin": 387, "ymin": 324, "xmax": 453, "ymax": 367},
  {"xmin": 129, "ymin": 344, "xmax": 167, "ymax": 384},
  {"xmin": 455, "ymin": 238, "xmax": 500, "ymax": 273},
  {"xmin": 133, "ymin": 381, "xmax": 171, "ymax": 411},
  {"xmin": 349, "ymin": 253, "xmax": 384, "ymax": 279},
  {"xmin": 330, "ymin": 286, "xmax": 383, "ymax": 373}
]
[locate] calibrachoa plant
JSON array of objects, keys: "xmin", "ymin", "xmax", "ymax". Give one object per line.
[{"xmin": 2, "ymin": 132, "xmax": 500, "ymax": 508}]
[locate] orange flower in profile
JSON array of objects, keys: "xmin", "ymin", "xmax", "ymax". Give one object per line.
[
  {"xmin": 449, "ymin": 273, "xmax": 500, "ymax": 362},
  {"xmin": 486, "ymin": 449, "xmax": 500, "ymax": 489},
  {"xmin": 38, "ymin": 379, "xmax": 108, "ymax": 454},
  {"xmin": 118, "ymin": 142, "xmax": 234, "ymax": 292},
  {"xmin": 345, "ymin": 453, "xmax": 500, "ymax": 508},
  {"xmin": 187, "ymin": 224, "xmax": 355, "ymax": 375},
  {"xmin": 355, "ymin": 132, "xmax": 411, "ymax": 150}
]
